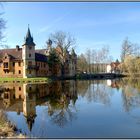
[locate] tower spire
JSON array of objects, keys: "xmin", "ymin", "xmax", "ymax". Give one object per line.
[
  {"xmin": 26, "ymin": 26, "xmax": 32, "ymax": 39},
  {"xmin": 22, "ymin": 25, "xmax": 35, "ymax": 46}
]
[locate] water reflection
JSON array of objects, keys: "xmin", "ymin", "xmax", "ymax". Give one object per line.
[
  {"xmin": 0, "ymin": 80, "xmax": 124, "ymax": 131},
  {"xmin": 106, "ymin": 79, "xmax": 140, "ymax": 112},
  {"xmin": 0, "ymin": 81, "xmax": 78, "ymax": 132},
  {"xmin": 1, "ymin": 79, "xmax": 140, "ymax": 137},
  {"xmin": 77, "ymin": 80, "xmax": 113, "ymax": 106}
]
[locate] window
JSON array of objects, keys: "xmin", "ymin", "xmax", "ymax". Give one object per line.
[
  {"xmin": 44, "ymin": 63, "xmax": 46, "ymax": 68},
  {"xmin": 13, "ymin": 62, "xmax": 15, "ymax": 67},
  {"xmin": 4, "ymin": 62, "xmax": 8, "ymax": 68},
  {"xmin": 4, "ymin": 94, "xmax": 8, "ymax": 99},
  {"xmin": 19, "ymin": 70, "xmax": 21, "ymax": 74},
  {"xmin": 29, "ymin": 87, "xmax": 32, "ymax": 91},
  {"xmin": 29, "ymin": 53, "xmax": 31, "ymax": 57},
  {"xmin": 29, "ymin": 70, "xmax": 31, "ymax": 74},
  {"xmin": 13, "ymin": 94, "xmax": 15, "ymax": 99},
  {"xmin": 28, "ymin": 61, "xmax": 32, "ymax": 66},
  {"xmin": 29, "ymin": 46, "xmax": 32, "ymax": 50},
  {"xmin": 19, "ymin": 87, "xmax": 21, "ymax": 91},
  {"xmin": 18, "ymin": 62, "xmax": 21, "ymax": 67}
]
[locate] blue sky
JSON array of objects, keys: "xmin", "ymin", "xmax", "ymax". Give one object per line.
[{"xmin": 2, "ymin": 2, "xmax": 140, "ymax": 60}]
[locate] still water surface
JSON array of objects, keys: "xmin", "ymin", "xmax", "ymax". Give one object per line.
[{"xmin": 1, "ymin": 79, "xmax": 140, "ymax": 138}]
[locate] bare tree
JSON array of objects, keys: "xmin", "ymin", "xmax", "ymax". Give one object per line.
[
  {"xmin": 77, "ymin": 53, "xmax": 88, "ymax": 73},
  {"xmin": 85, "ymin": 48, "xmax": 91, "ymax": 74},
  {"xmin": 50, "ymin": 31, "xmax": 76, "ymax": 57},
  {"xmin": 120, "ymin": 37, "xmax": 139, "ymax": 62},
  {"xmin": 91, "ymin": 49, "xmax": 96, "ymax": 73},
  {"xmin": 49, "ymin": 31, "xmax": 76, "ymax": 76},
  {"xmin": 81, "ymin": 46, "xmax": 113, "ymax": 73},
  {"xmin": 0, "ymin": 4, "xmax": 6, "ymax": 48}
]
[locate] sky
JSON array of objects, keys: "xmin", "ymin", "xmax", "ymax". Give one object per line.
[{"xmin": 1, "ymin": 2, "xmax": 140, "ymax": 60}]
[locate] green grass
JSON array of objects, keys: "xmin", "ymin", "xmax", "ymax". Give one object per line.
[{"xmin": 0, "ymin": 77, "xmax": 51, "ymax": 83}]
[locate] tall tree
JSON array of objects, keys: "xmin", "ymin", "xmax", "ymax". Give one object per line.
[
  {"xmin": 120, "ymin": 37, "xmax": 139, "ymax": 62},
  {"xmin": 50, "ymin": 31, "xmax": 76, "ymax": 55},
  {"xmin": 77, "ymin": 54, "xmax": 88, "ymax": 73},
  {"xmin": 48, "ymin": 48, "xmax": 60, "ymax": 76},
  {"xmin": 85, "ymin": 48, "xmax": 91, "ymax": 73},
  {"xmin": 0, "ymin": 4, "xmax": 6, "ymax": 48},
  {"xmin": 91, "ymin": 49, "xmax": 96, "ymax": 73},
  {"xmin": 49, "ymin": 31, "xmax": 76, "ymax": 76}
]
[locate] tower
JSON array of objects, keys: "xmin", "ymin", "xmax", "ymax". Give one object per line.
[
  {"xmin": 23, "ymin": 83, "xmax": 36, "ymax": 131},
  {"xmin": 22, "ymin": 26, "xmax": 36, "ymax": 78},
  {"xmin": 46, "ymin": 39, "xmax": 52, "ymax": 56}
]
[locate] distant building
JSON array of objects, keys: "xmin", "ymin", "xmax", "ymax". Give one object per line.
[
  {"xmin": 0, "ymin": 27, "xmax": 77, "ymax": 78},
  {"xmin": 106, "ymin": 59, "xmax": 120, "ymax": 74},
  {"xmin": 106, "ymin": 65, "xmax": 112, "ymax": 73}
]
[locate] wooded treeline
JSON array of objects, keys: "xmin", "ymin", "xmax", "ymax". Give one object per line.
[
  {"xmin": 77, "ymin": 46, "xmax": 113, "ymax": 74},
  {"xmin": 119, "ymin": 37, "xmax": 140, "ymax": 76}
]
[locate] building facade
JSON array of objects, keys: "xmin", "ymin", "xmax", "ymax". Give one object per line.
[
  {"xmin": 0, "ymin": 27, "xmax": 77, "ymax": 78},
  {"xmin": 106, "ymin": 59, "xmax": 120, "ymax": 73}
]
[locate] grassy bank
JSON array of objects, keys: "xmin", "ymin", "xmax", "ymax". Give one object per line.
[
  {"xmin": 0, "ymin": 110, "xmax": 25, "ymax": 138},
  {"xmin": 0, "ymin": 77, "xmax": 51, "ymax": 83}
]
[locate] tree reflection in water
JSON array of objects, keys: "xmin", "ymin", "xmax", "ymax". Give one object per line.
[
  {"xmin": 47, "ymin": 81, "xmax": 78, "ymax": 128},
  {"xmin": 2, "ymin": 78, "xmax": 140, "ymax": 132},
  {"xmin": 119, "ymin": 78, "xmax": 140, "ymax": 112},
  {"xmin": 77, "ymin": 80, "xmax": 113, "ymax": 106},
  {"xmin": 106, "ymin": 78, "xmax": 140, "ymax": 112},
  {"xmin": 0, "ymin": 81, "xmax": 76, "ymax": 130}
]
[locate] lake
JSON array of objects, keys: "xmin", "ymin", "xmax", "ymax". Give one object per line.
[{"xmin": 1, "ymin": 79, "xmax": 140, "ymax": 138}]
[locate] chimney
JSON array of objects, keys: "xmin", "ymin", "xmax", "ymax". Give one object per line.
[{"xmin": 16, "ymin": 45, "xmax": 20, "ymax": 51}]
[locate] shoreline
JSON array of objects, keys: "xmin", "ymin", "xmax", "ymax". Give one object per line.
[
  {"xmin": 0, "ymin": 77, "xmax": 51, "ymax": 83},
  {"xmin": 0, "ymin": 110, "xmax": 25, "ymax": 138},
  {"xmin": 0, "ymin": 74, "xmax": 127, "ymax": 83},
  {"xmin": 53, "ymin": 73, "xmax": 126, "ymax": 80}
]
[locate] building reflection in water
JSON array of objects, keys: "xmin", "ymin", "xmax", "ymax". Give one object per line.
[
  {"xmin": 106, "ymin": 79, "xmax": 120, "ymax": 89},
  {"xmin": 0, "ymin": 80, "xmax": 78, "ymax": 131},
  {"xmin": 2, "ymin": 79, "xmax": 140, "ymax": 132},
  {"xmin": 106, "ymin": 78, "xmax": 140, "ymax": 112}
]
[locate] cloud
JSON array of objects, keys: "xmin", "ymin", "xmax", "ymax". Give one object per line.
[{"xmin": 38, "ymin": 12, "xmax": 70, "ymax": 33}]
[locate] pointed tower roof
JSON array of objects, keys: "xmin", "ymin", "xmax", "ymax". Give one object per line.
[
  {"xmin": 47, "ymin": 38, "xmax": 52, "ymax": 46},
  {"xmin": 22, "ymin": 26, "xmax": 35, "ymax": 46},
  {"xmin": 116, "ymin": 59, "xmax": 119, "ymax": 63},
  {"xmin": 26, "ymin": 26, "xmax": 32, "ymax": 39}
]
